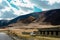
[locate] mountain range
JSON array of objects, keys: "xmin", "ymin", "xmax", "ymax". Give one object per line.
[{"xmin": 0, "ymin": 9, "xmax": 60, "ymax": 28}]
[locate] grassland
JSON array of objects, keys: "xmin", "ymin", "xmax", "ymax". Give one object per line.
[{"xmin": 7, "ymin": 29, "xmax": 60, "ymax": 40}]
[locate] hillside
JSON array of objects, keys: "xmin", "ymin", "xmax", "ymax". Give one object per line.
[{"xmin": 8, "ymin": 9, "xmax": 60, "ymax": 28}]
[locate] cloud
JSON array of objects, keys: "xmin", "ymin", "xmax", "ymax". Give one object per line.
[
  {"xmin": 20, "ymin": 6, "xmax": 33, "ymax": 12},
  {"xmin": 7, "ymin": 0, "xmax": 35, "ymax": 16},
  {"xmin": 0, "ymin": 11, "xmax": 3, "ymax": 17},
  {"xmin": 0, "ymin": 0, "xmax": 17, "ymax": 20},
  {"xmin": 8, "ymin": 0, "xmax": 60, "ymax": 16},
  {"xmin": 45, "ymin": 0, "xmax": 60, "ymax": 5},
  {"xmin": 0, "ymin": 9, "xmax": 17, "ymax": 18},
  {"xmin": 0, "ymin": 18, "xmax": 13, "ymax": 20},
  {"xmin": 0, "ymin": 0, "xmax": 9, "ymax": 9},
  {"xmin": 1, "ymin": 7, "xmax": 11, "ymax": 12},
  {"xmin": 0, "ymin": 0, "xmax": 2, "ymax": 3},
  {"xmin": 30, "ymin": 0, "xmax": 60, "ymax": 10},
  {"xmin": 0, "ymin": 0, "xmax": 60, "ymax": 20}
]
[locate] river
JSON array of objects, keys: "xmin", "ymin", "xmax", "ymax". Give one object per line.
[{"xmin": 0, "ymin": 32, "xmax": 13, "ymax": 40}]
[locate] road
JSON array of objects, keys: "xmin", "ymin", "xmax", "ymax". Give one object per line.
[{"xmin": 0, "ymin": 32, "xmax": 13, "ymax": 40}]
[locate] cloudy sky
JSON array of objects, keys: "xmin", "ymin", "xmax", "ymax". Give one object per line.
[{"xmin": 0, "ymin": 0, "xmax": 60, "ymax": 20}]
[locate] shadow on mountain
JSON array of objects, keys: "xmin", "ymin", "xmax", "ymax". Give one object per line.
[{"xmin": 43, "ymin": 9, "xmax": 60, "ymax": 25}]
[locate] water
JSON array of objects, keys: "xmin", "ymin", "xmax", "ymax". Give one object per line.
[{"xmin": 0, "ymin": 32, "xmax": 13, "ymax": 40}]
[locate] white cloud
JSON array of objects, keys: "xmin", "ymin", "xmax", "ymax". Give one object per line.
[
  {"xmin": 30, "ymin": 0, "xmax": 60, "ymax": 11},
  {"xmin": 1, "ymin": 0, "xmax": 60, "ymax": 19},
  {"xmin": 41, "ymin": 8, "xmax": 49, "ymax": 11},
  {"xmin": 0, "ymin": 18, "xmax": 13, "ymax": 20},
  {"xmin": 0, "ymin": 0, "xmax": 2, "ymax": 3},
  {"xmin": 7, "ymin": 0, "xmax": 34, "ymax": 16},
  {"xmin": 0, "ymin": 0, "xmax": 35, "ymax": 20},
  {"xmin": 1, "ymin": 7, "xmax": 11, "ymax": 12},
  {"xmin": 10, "ymin": 0, "xmax": 34, "ymax": 8},
  {"xmin": 0, "ymin": 11, "xmax": 2, "ymax": 17},
  {"xmin": 14, "ymin": 9, "xmax": 33, "ymax": 16},
  {"xmin": 44, "ymin": 0, "xmax": 60, "ymax": 5}
]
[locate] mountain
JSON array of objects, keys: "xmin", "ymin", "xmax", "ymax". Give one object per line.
[
  {"xmin": 8, "ymin": 9, "xmax": 60, "ymax": 28},
  {"xmin": 0, "ymin": 9, "xmax": 60, "ymax": 28},
  {"xmin": 0, "ymin": 20, "xmax": 10, "ymax": 27},
  {"xmin": 43, "ymin": 9, "xmax": 60, "ymax": 25}
]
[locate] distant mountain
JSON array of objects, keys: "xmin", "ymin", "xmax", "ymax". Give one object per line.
[
  {"xmin": 0, "ymin": 9, "xmax": 60, "ymax": 28},
  {"xmin": 0, "ymin": 20, "xmax": 10, "ymax": 27}
]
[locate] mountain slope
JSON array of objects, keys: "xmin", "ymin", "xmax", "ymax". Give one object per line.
[
  {"xmin": 0, "ymin": 9, "xmax": 60, "ymax": 28},
  {"xmin": 8, "ymin": 9, "xmax": 60, "ymax": 28}
]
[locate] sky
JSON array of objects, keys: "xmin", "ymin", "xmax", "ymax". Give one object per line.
[{"xmin": 0, "ymin": 0, "xmax": 60, "ymax": 20}]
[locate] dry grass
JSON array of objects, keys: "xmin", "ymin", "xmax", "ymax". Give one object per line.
[{"xmin": 8, "ymin": 29, "xmax": 60, "ymax": 40}]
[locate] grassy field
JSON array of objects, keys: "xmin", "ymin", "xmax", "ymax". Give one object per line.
[{"xmin": 7, "ymin": 29, "xmax": 60, "ymax": 40}]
